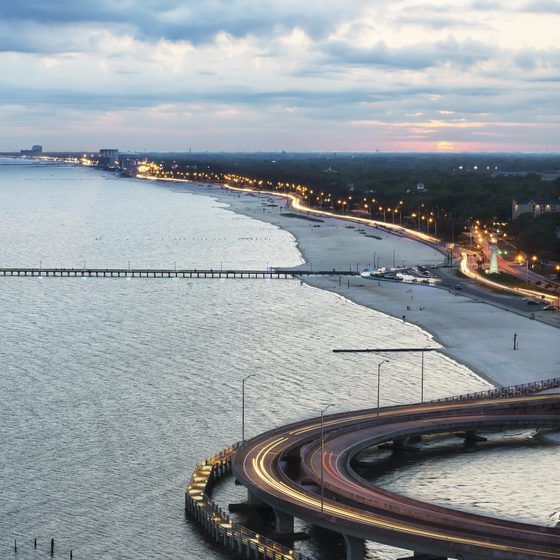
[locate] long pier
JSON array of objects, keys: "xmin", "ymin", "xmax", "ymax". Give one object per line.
[{"xmin": 0, "ymin": 267, "xmax": 355, "ymax": 279}]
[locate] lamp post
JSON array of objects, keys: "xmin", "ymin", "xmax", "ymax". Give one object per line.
[
  {"xmin": 421, "ymin": 347, "xmax": 430, "ymax": 403},
  {"xmin": 377, "ymin": 360, "xmax": 389, "ymax": 417},
  {"xmin": 242, "ymin": 374, "xmax": 256, "ymax": 447},
  {"xmin": 320, "ymin": 403, "xmax": 335, "ymax": 513}
]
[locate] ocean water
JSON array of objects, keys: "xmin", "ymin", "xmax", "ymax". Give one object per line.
[
  {"xmin": 369, "ymin": 434, "xmax": 560, "ymax": 529},
  {"xmin": 0, "ymin": 160, "xmax": 556, "ymax": 560}
]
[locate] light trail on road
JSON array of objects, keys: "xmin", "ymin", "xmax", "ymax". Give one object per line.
[
  {"xmin": 137, "ymin": 172, "xmax": 559, "ymax": 305},
  {"xmin": 460, "ymin": 252, "xmax": 559, "ymax": 304},
  {"xmin": 234, "ymin": 394, "xmax": 560, "ymax": 560}
]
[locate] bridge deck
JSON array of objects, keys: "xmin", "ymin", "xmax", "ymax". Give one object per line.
[{"xmin": 233, "ymin": 393, "xmax": 560, "ymax": 560}]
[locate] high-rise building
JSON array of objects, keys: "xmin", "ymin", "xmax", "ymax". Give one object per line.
[
  {"xmin": 98, "ymin": 149, "xmax": 119, "ymax": 168},
  {"xmin": 20, "ymin": 144, "xmax": 43, "ymax": 156}
]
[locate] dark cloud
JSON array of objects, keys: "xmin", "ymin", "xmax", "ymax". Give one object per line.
[
  {"xmin": 324, "ymin": 38, "xmax": 494, "ymax": 70},
  {"xmin": 521, "ymin": 0, "xmax": 560, "ymax": 12},
  {"xmin": 397, "ymin": 14, "xmax": 482, "ymax": 28},
  {"xmin": 470, "ymin": 0, "xmax": 560, "ymax": 12},
  {"xmin": 469, "ymin": 1, "xmax": 506, "ymax": 10},
  {"xmin": 0, "ymin": 1, "xmax": 361, "ymax": 48}
]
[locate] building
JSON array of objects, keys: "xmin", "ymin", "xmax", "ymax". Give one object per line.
[
  {"xmin": 512, "ymin": 199, "xmax": 560, "ymax": 219},
  {"xmin": 98, "ymin": 148, "xmax": 119, "ymax": 169},
  {"xmin": 20, "ymin": 144, "xmax": 43, "ymax": 156},
  {"xmin": 121, "ymin": 157, "xmax": 140, "ymax": 174}
]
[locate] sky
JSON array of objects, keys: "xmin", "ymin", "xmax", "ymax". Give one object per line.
[{"xmin": 0, "ymin": 0, "xmax": 559, "ymax": 152}]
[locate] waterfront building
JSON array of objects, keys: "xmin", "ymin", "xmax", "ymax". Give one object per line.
[
  {"xmin": 99, "ymin": 148, "xmax": 119, "ymax": 169},
  {"xmin": 121, "ymin": 157, "xmax": 140, "ymax": 174},
  {"xmin": 20, "ymin": 144, "xmax": 43, "ymax": 156},
  {"xmin": 512, "ymin": 199, "xmax": 560, "ymax": 219}
]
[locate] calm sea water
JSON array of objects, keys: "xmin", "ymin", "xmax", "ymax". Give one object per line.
[{"xmin": 0, "ymin": 160, "xmax": 557, "ymax": 560}]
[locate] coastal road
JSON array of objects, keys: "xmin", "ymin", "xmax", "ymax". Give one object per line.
[
  {"xmin": 432, "ymin": 254, "xmax": 560, "ymax": 328},
  {"xmin": 233, "ymin": 394, "xmax": 560, "ymax": 560}
]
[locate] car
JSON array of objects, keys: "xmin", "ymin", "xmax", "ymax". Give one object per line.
[
  {"xmin": 526, "ymin": 300, "xmax": 540, "ymax": 305},
  {"xmin": 454, "ymin": 284, "xmax": 462, "ymax": 290},
  {"xmin": 543, "ymin": 305, "xmax": 558, "ymax": 311}
]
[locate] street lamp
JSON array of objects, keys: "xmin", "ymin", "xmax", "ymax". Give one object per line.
[
  {"xmin": 320, "ymin": 403, "xmax": 336, "ymax": 513},
  {"xmin": 241, "ymin": 374, "xmax": 256, "ymax": 446},
  {"xmin": 421, "ymin": 347, "xmax": 430, "ymax": 403},
  {"xmin": 377, "ymin": 360, "xmax": 389, "ymax": 417}
]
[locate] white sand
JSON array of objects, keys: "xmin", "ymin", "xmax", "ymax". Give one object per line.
[{"xmin": 172, "ymin": 183, "xmax": 560, "ymax": 388}]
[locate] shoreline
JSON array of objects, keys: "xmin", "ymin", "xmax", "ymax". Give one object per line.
[{"xmin": 142, "ymin": 177, "xmax": 560, "ymax": 389}]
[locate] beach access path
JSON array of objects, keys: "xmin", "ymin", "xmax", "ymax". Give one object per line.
[{"xmin": 166, "ymin": 181, "xmax": 560, "ymax": 389}]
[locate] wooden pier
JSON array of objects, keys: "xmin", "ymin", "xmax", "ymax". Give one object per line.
[{"xmin": 0, "ymin": 267, "xmax": 355, "ymax": 279}]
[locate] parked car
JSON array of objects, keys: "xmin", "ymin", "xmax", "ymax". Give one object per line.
[{"xmin": 543, "ymin": 305, "xmax": 558, "ymax": 311}]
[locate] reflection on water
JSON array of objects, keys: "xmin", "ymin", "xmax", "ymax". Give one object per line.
[{"xmin": 368, "ymin": 432, "xmax": 560, "ymax": 530}]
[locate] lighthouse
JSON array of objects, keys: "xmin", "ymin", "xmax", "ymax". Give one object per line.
[{"xmin": 489, "ymin": 237, "xmax": 499, "ymax": 274}]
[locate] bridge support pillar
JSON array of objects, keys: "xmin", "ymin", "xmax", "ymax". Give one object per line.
[
  {"xmin": 343, "ymin": 534, "xmax": 365, "ymax": 560},
  {"xmin": 398, "ymin": 553, "xmax": 448, "ymax": 559},
  {"xmin": 274, "ymin": 508, "xmax": 294, "ymax": 535},
  {"xmin": 456, "ymin": 431, "xmax": 487, "ymax": 444},
  {"xmin": 247, "ymin": 490, "xmax": 265, "ymax": 506},
  {"xmin": 273, "ymin": 508, "xmax": 294, "ymax": 534}
]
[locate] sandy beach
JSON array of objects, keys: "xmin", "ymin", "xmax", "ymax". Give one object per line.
[{"xmin": 163, "ymin": 180, "xmax": 559, "ymax": 388}]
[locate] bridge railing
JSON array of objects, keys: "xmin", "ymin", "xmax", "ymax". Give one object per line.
[
  {"xmin": 186, "ymin": 443, "xmax": 308, "ymax": 560},
  {"xmin": 435, "ymin": 377, "xmax": 560, "ymax": 403}
]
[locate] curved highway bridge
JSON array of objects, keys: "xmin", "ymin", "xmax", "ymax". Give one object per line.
[{"xmin": 233, "ymin": 393, "xmax": 560, "ymax": 560}]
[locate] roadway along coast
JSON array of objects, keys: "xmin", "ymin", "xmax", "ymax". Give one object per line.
[
  {"xmin": 233, "ymin": 393, "xmax": 560, "ymax": 560},
  {"xmin": 139, "ymin": 172, "xmax": 558, "ymax": 306}
]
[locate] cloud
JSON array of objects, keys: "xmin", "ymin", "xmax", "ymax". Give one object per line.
[
  {"xmin": 521, "ymin": 0, "xmax": 560, "ymax": 12},
  {"xmin": 324, "ymin": 37, "xmax": 494, "ymax": 70},
  {"xmin": 0, "ymin": 1, "xmax": 365, "ymax": 49},
  {"xmin": 0, "ymin": 0, "xmax": 559, "ymax": 151}
]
